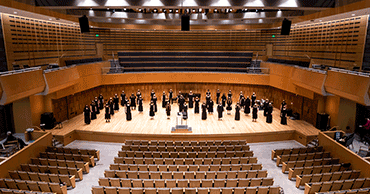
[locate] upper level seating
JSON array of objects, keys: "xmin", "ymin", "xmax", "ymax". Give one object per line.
[
  {"xmin": 65, "ymin": 57, "xmax": 103, "ymax": 66},
  {"xmin": 45, "ymin": 146, "xmax": 100, "ymax": 161},
  {"xmin": 125, "ymin": 140, "xmax": 247, "ymax": 146},
  {"xmin": 305, "ymin": 178, "xmax": 370, "ymax": 194},
  {"xmin": 296, "ymin": 170, "xmax": 361, "ymax": 188},
  {"xmin": 271, "ymin": 146, "xmax": 323, "ymax": 160},
  {"xmin": 287, "ymin": 162, "xmax": 350, "ymax": 180},
  {"xmin": 282, "ymin": 157, "xmax": 340, "ymax": 173},
  {"xmin": 117, "ymin": 52, "xmax": 253, "ymax": 72},
  {"xmin": 266, "ymin": 56, "xmax": 310, "ymax": 67}
]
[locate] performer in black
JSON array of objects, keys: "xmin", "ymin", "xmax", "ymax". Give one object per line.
[
  {"xmin": 136, "ymin": 89, "xmax": 141, "ymax": 104},
  {"xmin": 226, "ymin": 97, "xmax": 232, "ymax": 115},
  {"xmin": 280, "ymin": 100, "xmax": 287, "ymax": 111},
  {"xmin": 165, "ymin": 101, "xmax": 171, "ymax": 119},
  {"xmin": 150, "ymin": 89, "xmax": 155, "ymax": 99},
  {"xmin": 162, "ymin": 91, "xmax": 166, "ymax": 108},
  {"xmin": 228, "ymin": 90, "xmax": 232, "ymax": 99},
  {"xmin": 263, "ymin": 99, "xmax": 269, "ymax": 117},
  {"xmin": 152, "ymin": 94, "xmax": 158, "ymax": 112},
  {"xmin": 244, "ymin": 96, "xmax": 251, "ymax": 114},
  {"xmin": 201, "ymin": 102, "xmax": 207, "ymax": 120},
  {"xmin": 130, "ymin": 93, "xmax": 136, "ymax": 110},
  {"xmin": 182, "ymin": 102, "xmax": 188, "ymax": 120},
  {"xmin": 84, "ymin": 105, "xmax": 91, "ymax": 124},
  {"xmin": 205, "ymin": 94, "xmax": 211, "ymax": 108},
  {"xmin": 120, "ymin": 91, "xmax": 126, "ymax": 107},
  {"xmin": 149, "ymin": 101, "xmax": 155, "ymax": 119},
  {"xmin": 251, "ymin": 92, "xmax": 256, "ymax": 106},
  {"xmin": 188, "ymin": 91, "xmax": 194, "ymax": 108},
  {"xmin": 240, "ymin": 96, "xmax": 245, "ymax": 110},
  {"xmin": 221, "ymin": 93, "xmax": 227, "ymax": 107},
  {"xmin": 177, "ymin": 91, "xmax": 182, "ymax": 104},
  {"xmin": 109, "ymin": 98, "xmax": 114, "ymax": 116},
  {"xmin": 206, "ymin": 89, "xmax": 211, "ymax": 96},
  {"xmin": 266, "ymin": 102, "xmax": 273, "ymax": 124},
  {"xmin": 216, "ymin": 89, "xmax": 221, "ymax": 105},
  {"xmin": 194, "ymin": 97, "xmax": 200, "ymax": 114},
  {"xmin": 208, "ymin": 99, "xmax": 214, "ymax": 114},
  {"xmin": 169, "ymin": 89, "xmax": 173, "ymax": 104},
  {"xmin": 281, "ymin": 105, "xmax": 287, "ymax": 125},
  {"xmin": 94, "ymin": 97, "xmax": 100, "ymax": 114},
  {"xmin": 178, "ymin": 95, "xmax": 185, "ymax": 112},
  {"xmin": 126, "ymin": 103, "xmax": 132, "ymax": 121},
  {"xmin": 217, "ymin": 103, "xmax": 224, "ymax": 120},
  {"xmin": 90, "ymin": 100, "xmax": 97, "ymax": 120},
  {"xmin": 252, "ymin": 104, "xmax": 258, "ymax": 122},
  {"xmin": 113, "ymin": 94, "xmax": 119, "ymax": 111},
  {"xmin": 235, "ymin": 103, "xmax": 241, "ymax": 121},
  {"xmin": 98, "ymin": 94, "xmax": 104, "ymax": 110},
  {"xmin": 105, "ymin": 103, "xmax": 110, "ymax": 122},
  {"xmin": 138, "ymin": 96, "xmax": 143, "ymax": 113}
]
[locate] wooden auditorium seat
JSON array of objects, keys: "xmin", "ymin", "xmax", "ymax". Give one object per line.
[
  {"xmin": 276, "ymin": 152, "xmax": 330, "ymax": 166},
  {"xmin": 39, "ymin": 152, "xmax": 95, "ymax": 167},
  {"xmin": 113, "ymin": 157, "xmax": 258, "ymax": 165},
  {"xmin": 109, "ymin": 163, "xmax": 263, "ymax": 171},
  {"xmin": 288, "ymin": 163, "xmax": 351, "ymax": 180},
  {"xmin": 282, "ymin": 158, "xmax": 340, "ymax": 173},
  {"xmin": 271, "ymin": 146, "xmax": 323, "ymax": 160},
  {"xmin": 20, "ymin": 164, "xmax": 83, "ymax": 180},
  {"xmin": 0, "ymin": 178, "xmax": 67, "ymax": 194},
  {"xmin": 121, "ymin": 145, "xmax": 250, "ymax": 152},
  {"xmin": 125, "ymin": 140, "xmax": 247, "ymax": 146},
  {"xmin": 296, "ymin": 170, "xmax": 361, "ymax": 187},
  {"xmin": 117, "ymin": 150, "xmax": 253, "ymax": 158},
  {"xmin": 8, "ymin": 170, "xmax": 76, "ymax": 188},
  {"xmin": 304, "ymin": 178, "xmax": 370, "ymax": 194},
  {"xmin": 30, "ymin": 158, "xmax": 90, "ymax": 173},
  {"xmin": 45, "ymin": 146, "xmax": 100, "ymax": 161}
]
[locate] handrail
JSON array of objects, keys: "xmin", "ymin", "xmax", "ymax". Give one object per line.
[
  {"xmin": 101, "ymin": 67, "xmax": 270, "ymax": 74},
  {"xmin": 0, "ymin": 67, "xmax": 41, "ymax": 76},
  {"xmin": 295, "ymin": 66, "xmax": 327, "ymax": 74},
  {"xmin": 43, "ymin": 65, "xmax": 76, "ymax": 73},
  {"xmin": 329, "ymin": 67, "xmax": 370, "ymax": 77}
]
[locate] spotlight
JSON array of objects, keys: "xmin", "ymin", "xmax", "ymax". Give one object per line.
[
  {"xmin": 163, "ymin": 9, "xmax": 167, "ymax": 13},
  {"xmin": 123, "ymin": 8, "xmax": 127, "ymax": 11},
  {"xmin": 192, "ymin": 9, "xmax": 196, "ymax": 13},
  {"xmin": 138, "ymin": 8, "xmax": 142, "ymax": 12},
  {"xmin": 229, "ymin": 8, "xmax": 232, "ymax": 12},
  {"xmin": 169, "ymin": 9, "xmax": 173, "ymax": 13},
  {"xmin": 199, "ymin": 8, "xmax": 202, "ymax": 12},
  {"xmin": 112, "ymin": 9, "xmax": 115, "ymax": 13},
  {"xmin": 256, "ymin": 9, "xmax": 258, "ymax": 13},
  {"xmin": 175, "ymin": 9, "xmax": 179, "ymax": 13},
  {"xmin": 214, "ymin": 9, "xmax": 218, "ymax": 13},
  {"xmin": 107, "ymin": 8, "xmax": 109, "ymax": 10},
  {"xmin": 153, "ymin": 9, "xmax": 158, "ymax": 13}
]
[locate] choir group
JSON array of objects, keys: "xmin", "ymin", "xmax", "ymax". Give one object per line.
[{"xmin": 83, "ymin": 89, "xmax": 289, "ymax": 125}]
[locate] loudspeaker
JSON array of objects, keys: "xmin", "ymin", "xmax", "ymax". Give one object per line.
[
  {"xmin": 41, "ymin": 112, "xmax": 56, "ymax": 129},
  {"xmin": 181, "ymin": 15, "xmax": 190, "ymax": 31},
  {"xmin": 316, "ymin": 113, "xmax": 329, "ymax": 130},
  {"xmin": 281, "ymin": 18, "xmax": 291, "ymax": 35},
  {"xmin": 79, "ymin": 15, "xmax": 90, "ymax": 33}
]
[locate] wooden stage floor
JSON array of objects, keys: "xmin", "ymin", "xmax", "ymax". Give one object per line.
[{"xmin": 51, "ymin": 102, "xmax": 320, "ymax": 137}]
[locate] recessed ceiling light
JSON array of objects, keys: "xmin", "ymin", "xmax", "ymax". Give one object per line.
[
  {"xmin": 13, "ymin": 11, "xmax": 17, "ymax": 14},
  {"xmin": 123, "ymin": 8, "xmax": 127, "ymax": 11},
  {"xmin": 90, "ymin": 7, "xmax": 92, "ymax": 10},
  {"xmin": 352, "ymin": 14, "xmax": 355, "ymax": 16},
  {"xmin": 49, "ymin": 18, "xmax": 52, "ymax": 20},
  {"xmin": 319, "ymin": 20, "xmax": 322, "ymax": 22},
  {"xmin": 107, "ymin": 8, "xmax": 110, "ymax": 10}
]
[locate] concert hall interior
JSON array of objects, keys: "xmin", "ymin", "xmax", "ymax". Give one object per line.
[{"xmin": 1, "ymin": 0, "xmax": 370, "ymax": 194}]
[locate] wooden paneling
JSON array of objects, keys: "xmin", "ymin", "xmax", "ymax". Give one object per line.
[
  {"xmin": 0, "ymin": 69, "xmax": 45, "ymax": 105},
  {"xmin": 73, "ymin": 61, "xmax": 109, "ymax": 93},
  {"xmin": 318, "ymin": 132, "xmax": 370, "ymax": 178},
  {"xmin": 263, "ymin": 62, "xmax": 296, "ymax": 93},
  {"xmin": 43, "ymin": 66, "xmax": 80, "ymax": 94},
  {"xmin": 325, "ymin": 70, "xmax": 370, "ymax": 105},
  {"xmin": 291, "ymin": 68, "xmax": 327, "ymax": 95}
]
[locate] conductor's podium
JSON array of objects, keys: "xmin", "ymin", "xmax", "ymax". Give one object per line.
[{"xmin": 171, "ymin": 112, "xmax": 192, "ymax": 133}]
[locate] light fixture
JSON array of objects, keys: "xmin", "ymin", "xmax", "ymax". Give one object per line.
[
  {"xmin": 229, "ymin": 8, "xmax": 232, "ymax": 12},
  {"xmin": 169, "ymin": 9, "xmax": 173, "ymax": 13},
  {"xmin": 112, "ymin": 9, "xmax": 115, "ymax": 13},
  {"xmin": 107, "ymin": 8, "xmax": 110, "ymax": 10},
  {"xmin": 153, "ymin": 9, "xmax": 158, "ymax": 13},
  {"xmin": 123, "ymin": 8, "xmax": 127, "ymax": 11},
  {"xmin": 175, "ymin": 9, "xmax": 179, "ymax": 13},
  {"xmin": 193, "ymin": 9, "xmax": 196, "ymax": 13},
  {"xmin": 138, "ymin": 8, "xmax": 142, "ymax": 12},
  {"xmin": 49, "ymin": 18, "xmax": 52, "ymax": 20},
  {"xmin": 214, "ymin": 9, "xmax": 218, "ymax": 13},
  {"xmin": 352, "ymin": 14, "xmax": 355, "ymax": 16},
  {"xmin": 90, "ymin": 7, "xmax": 92, "ymax": 10},
  {"xmin": 163, "ymin": 9, "xmax": 167, "ymax": 13},
  {"xmin": 199, "ymin": 8, "xmax": 202, "ymax": 12},
  {"xmin": 13, "ymin": 11, "xmax": 17, "ymax": 14},
  {"xmin": 256, "ymin": 9, "xmax": 258, "ymax": 12}
]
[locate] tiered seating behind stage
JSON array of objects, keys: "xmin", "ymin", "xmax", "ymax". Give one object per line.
[
  {"xmin": 271, "ymin": 146, "xmax": 370, "ymax": 194},
  {"xmin": 92, "ymin": 139, "xmax": 281, "ymax": 194},
  {"xmin": 0, "ymin": 147, "xmax": 100, "ymax": 194},
  {"xmin": 117, "ymin": 51, "xmax": 253, "ymax": 73}
]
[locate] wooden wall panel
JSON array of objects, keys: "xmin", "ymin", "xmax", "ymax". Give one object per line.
[
  {"xmin": 291, "ymin": 68, "xmax": 327, "ymax": 95},
  {"xmin": 44, "ymin": 66, "xmax": 80, "ymax": 94}
]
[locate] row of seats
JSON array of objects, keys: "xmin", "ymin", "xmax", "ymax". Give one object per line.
[
  {"xmin": 271, "ymin": 146, "xmax": 324, "ymax": 160},
  {"xmin": 0, "ymin": 179, "xmax": 66, "ymax": 194},
  {"xmin": 282, "ymin": 158, "xmax": 340, "ymax": 173},
  {"xmin": 30, "ymin": 158, "xmax": 89, "ymax": 173},
  {"xmin": 39, "ymin": 152, "xmax": 95, "ymax": 166},
  {"xmin": 109, "ymin": 163, "xmax": 263, "ymax": 172},
  {"xmin": 20, "ymin": 164, "xmax": 83, "ymax": 180},
  {"xmin": 8, "ymin": 171, "xmax": 75, "ymax": 188},
  {"xmin": 104, "ymin": 170, "xmax": 268, "ymax": 179},
  {"xmin": 121, "ymin": 145, "xmax": 250, "ymax": 152},
  {"xmin": 276, "ymin": 152, "xmax": 330, "ymax": 166},
  {"xmin": 315, "ymin": 187, "xmax": 370, "ymax": 194},
  {"xmin": 0, "ymin": 188, "xmax": 55, "ymax": 194},
  {"xmin": 91, "ymin": 186, "xmax": 280, "ymax": 194},
  {"xmin": 45, "ymin": 147, "xmax": 100, "ymax": 161},
  {"xmin": 296, "ymin": 170, "xmax": 361, "ymax": 187},
  {"xmin": 118, "ymin": 52, "xmax": 252, "ymax": 57},
  {"xmin": 114, "ymin": 157, "xmax": 258, "ymax": 165},
  {"xmin": 125, "ymin": 140, "xmax": 247, "ymax": 146},
  {"xmin": 98, "ymin": 178, "xmax": 274, "ymax": 188},
  {"xmin": 305, "ymin": 178, "xmax": 370, "ymax": 194},
  {"xmin": 288, "ymin": 163, "xmax": 351, "ymax": 180},
  {"xmin": 118, "ymin": 151, "xmax": 254, "ymax": 158}
]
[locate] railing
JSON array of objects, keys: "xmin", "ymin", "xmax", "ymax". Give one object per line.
[
  {"xmin": 0, "ymin": 67, "xmax": 41, "ymax": 76},
  {"xmin": 43, "ymin": 65, "xmax": 76, "ymax": 73},
  {"xmin": 295, "ymin": 66, "xmax": 327, "ymax": 74},
  {"xmin": 101, "ymin": 67, "xmax": 270, "ymax": 74},
  {"xmin": 329, "ymin": 67, "xmax": 370, "ymax": 77}
]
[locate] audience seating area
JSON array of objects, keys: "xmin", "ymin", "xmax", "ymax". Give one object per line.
[
  {"xmin": 64, "ymin": 58, "xmax": 103, "ymax": 66},
  {"xmin": 92, "ymin": 139, "xmax": 281, "ymax": 194},
  {"xmin": 271, "ymin": 146, "xmax": 370, "ymax": 194},
  {"xmin": 117, "ymin": 52, "xmax": 253, "ymax": 73},
  {"xmin": 0, "ymin": 146, "xmax": 100, "ymax": 194}
]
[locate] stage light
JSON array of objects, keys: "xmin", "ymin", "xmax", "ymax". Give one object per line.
[
  {"xmin": 229, "ymin": 8, "xmax": 232, "ymax": 12},
  {"xmin": 163, "ymin": 9, "xmax": 167, "ymax": 13},
  {"xmin": 123, "ymin": 8, "xmax": 127, "ymax": 11},
  {"xmin": 169, "ymin": 9, "xmax": 173, "ymax": 13},
  {"xmin": 199, "ymin": 8, "xmax": 202, "ymax": 12},
  {"xmin": 138, "ymin": 8, "xmax": 142, "ymax": 12},
  {"xmin": 153, "ymin": 9, "xmax": 158, "ymax": 13},
  {"xmin": 214, "ymin": 9, "xmax": 218, "ymax": 13},
  {"xmin": 90, "ymin": 7, "xmax": 92, "ymax": 10},
  {"xmin": 107, "ymin": 8, "xmax": 110, "ymax": 10},
  {"xmin": 193, "ymin": 9, "xmax": 196, "ymax": 13},
  {"xmin": 175, "ymin": 9, "xmax": 179, "ymax": 13}
]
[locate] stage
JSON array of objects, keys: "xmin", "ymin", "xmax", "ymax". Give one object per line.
[{"xmin": 50, "ymin": 102, "xmax": 320, "ymax": 145}]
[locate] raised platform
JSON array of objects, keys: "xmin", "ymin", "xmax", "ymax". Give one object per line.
[{"xmin": 51, "ymin": 102, "xmax": 319, "ymax": 145}]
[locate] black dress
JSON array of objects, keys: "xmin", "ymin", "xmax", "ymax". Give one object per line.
[
  {"xmin": 206, "ymin": 95, "xmax": 211, "ymax": 107},
  {"xmin": 183, "ymin": 105, "xmax": 188, "ymax": 120},
  {"xmin": 149, "ymin": 104, "xmax": 155, "ymax": 117},
  {"xmin": 136, "ymin": 92, "xmax": 141, "ymax": 103},
  {"xmin": 266, "ymin": 105, "xmax": 273, "ymax": 123},
  {"xmin": 94, "ymin": 99, "xmax": 100, "ymax": 114},
  {"xmin": 90, "ymin": 103, "xmax": 97, "ymax": 120},
  {"xmin": 263, "ymin": 101, "xmax": 269, "ymax": 116},
  {"xmin": 113, "ymin": 96, "xmax": 119, "ymax": 111},
  {"xmin": 194, "ymin": 99, "xmax": 199, "ymax": 114},
  {"xmin": 84, "ymin": 107, "xmax": 91, "ymax": 124},
  {"xmin": 126, "ymin": 105, "xmax": 132, "ymax": 121},
  {"xmin": 188, "ymin": 94, "xmax": 194, "ymax": 108},
  {"xmin": 121, "ymin": 93, "xmax": 126, "ymax": 106},
  {"xmin": 153, "ymin": 96, "xmax": 158, "ymax": 112},
  {"xmin": 201, "ymin": 104, "xmax": 207, "ymax": 120},
  {"xmin": 228, "ymin": 92, "xmax": 232, "ymax": 99},
  {"xmin": 166, "ymin": 104, "xmax": 171, "ymax": 116},
  {"xmin": 98, "ymin": 95, "xmax": 104, "ymax": 110},
  {"xmin": 251, "ymin": 94, "xmax": 256, "ymax": 106},
  {"xmin": 105, "ymin": 105, "xmax": 111, "ymax": 120},
  {"xmin": 235, "ymin": 105, "xmax": 240, "ymax": 121},
  {"xmin": 138, "ymin": 98, "xmax": 143, "ymax": 112},
  {"xmin": 151, "ymin": 92, "xmax": 155, "ymax": 99},
  {"xmin": 240, "ymin": 98, "xmax": 245, "ymax": 109},
  {"xmin": 252, "ymin": 106, "xmax": 258, "ymax": 119},
  {"xmin": 178, "ymin": 97, "xmax": 185, "ymax": 112},
  {"xmin": 216, "ymin": 91, "xmax": 221, "ymax": 104},
  {"xmin": 217, "ymin": 104, "xmax": 224, "ymax": 119},
  {"xmin": 162, "ymin": 94, "xmax": 166, "ymax": 108},
  {"xmin": 130, "ymin": 96, "xmax": 136, "ymax": 109},
  {"xmin": 208, "ymin": 100, "xmax": 214, "ymax": 113},
  {"xmin": 169, "ymin": 91, "xmax": 173, "ymax": 104},
  {"xmin": 244, "ymin": 98, "xmax": 251, "ymax": 114},
  {"xmin": 221, "ymin": 95, "xmax": 227, "ymax": 107},
  {"xmin": 226, "ymin": 100, "xmax": 232, "ymax": 111},
  {"xmin": 109, "ymin": 101, "xmax": 114, "ymax": 115},
  {"xmin": 281, "ymin": 109, "xmax": 287, "ymax": 125}
]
